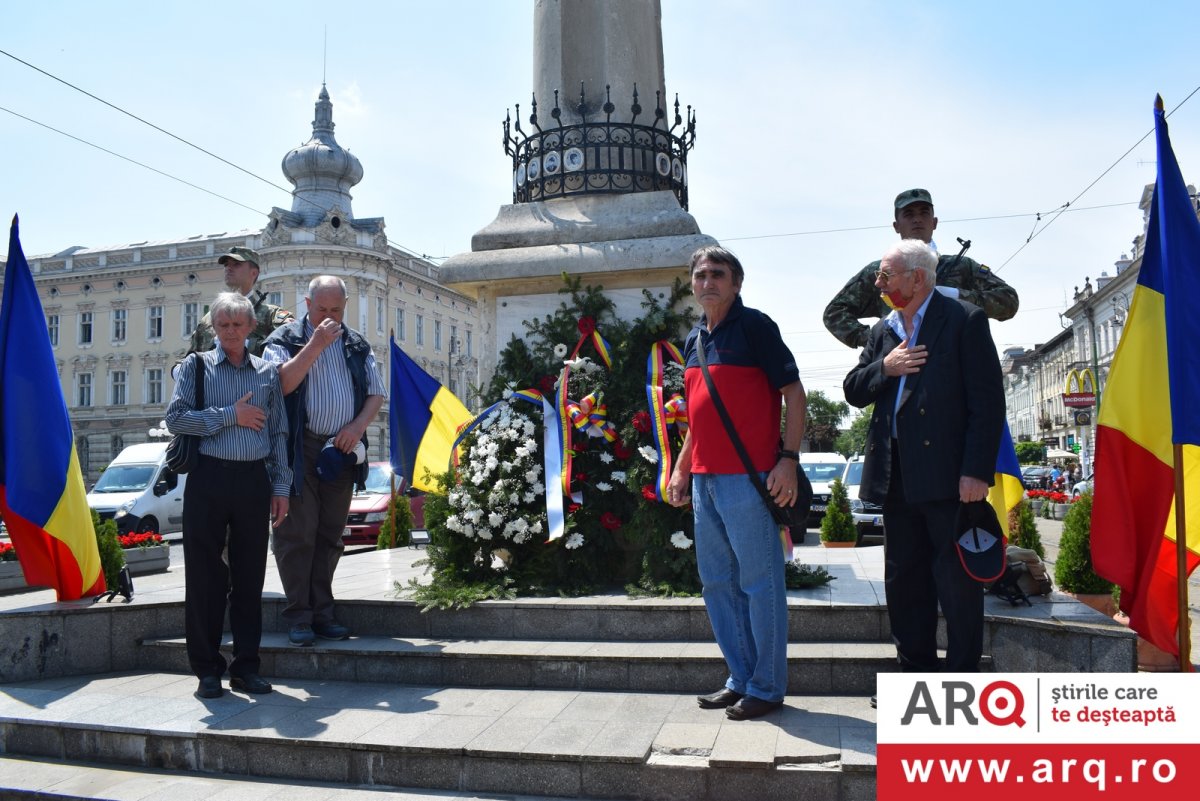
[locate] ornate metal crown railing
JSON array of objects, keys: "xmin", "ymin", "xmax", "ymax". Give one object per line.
[{"xmin": 503, "ymin": 84, "xmax": 696, "ymax": 209}]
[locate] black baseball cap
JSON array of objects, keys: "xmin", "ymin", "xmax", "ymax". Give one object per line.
[{"xmin": 955, "ymin": 501, "xmax": 1006, "ymax": 583}]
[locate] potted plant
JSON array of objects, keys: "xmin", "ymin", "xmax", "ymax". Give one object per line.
[
  {"xmin": 376, "ymin": 492, "xmax": 414, "ymax": 549},
  {"xmin": 117, "ymin": 529, "xmax": 170, "ymax": 574},
  {"xmin": 1053, "ymin": 490, "xmax": 1116, "ymax": 616},
  {"xmin": 819, "ymin": 477, "xmax": 857, "ymax": 547}
]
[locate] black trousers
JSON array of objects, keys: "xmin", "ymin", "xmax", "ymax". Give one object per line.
[
  {"xmin": 182, "ymin": 455, "xmax": 270, "ymax": 680},
  {"xmin": 882, "ymin": 444, "xmax": 983, "ymax": 672}
]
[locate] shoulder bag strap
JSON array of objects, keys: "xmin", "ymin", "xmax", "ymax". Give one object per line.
[
  {"xmin": 193, "ymin": 353, "xmax": 204, "ymax": 409},
  {"xmin": 695, "ymin": 329, "xmax": 778, "ymax": 511}
]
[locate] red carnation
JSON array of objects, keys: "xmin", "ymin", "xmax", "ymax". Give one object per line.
[
  {"xmin": 600, "ymin": 512, "xmax": 622, "ymax": 530},
  {"xmin": 632, "ymin": 411, "xmax": 652, "ymax": 433},
  {"xmin": 577, "ymin": 316, "xmax": 597, "ymax": 336},
  {"xmin": 568, "ymin": 503, "xmax": 582, "ymax": 514},
  {"xmin": 641, "ymin": 485, "xmax": 658, "ymax": 502},
  {"xmin": 574, "ymin": 472, "xmax": 588, "ymax": 483},
  {"xmin": 613, "ymin": 442, "xmax": 632, "ymax": 460},
  {"xmin": 537, "ymin": 374, "xmax": 556, "ymax": 395}
]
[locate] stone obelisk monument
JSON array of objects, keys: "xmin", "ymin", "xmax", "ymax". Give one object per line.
[{"xmin": 439, "ymin": 0, "xmax": 716, "ymax": 383}]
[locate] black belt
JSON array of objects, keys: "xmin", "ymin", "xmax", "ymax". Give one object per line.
[{"xmin": 198, "ymin": 454, "xmax": 265, "ymax": 471}]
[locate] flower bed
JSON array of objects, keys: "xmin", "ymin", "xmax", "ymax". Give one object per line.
[{"xmin": 118, "ymin": 531, "xmax": 164, "ymax": 549}]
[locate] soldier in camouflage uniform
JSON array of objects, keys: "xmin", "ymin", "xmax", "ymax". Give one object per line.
[
  {"xmin": 823, "ymin": 189, "xmax": 1019, "ymax": 348},
  {"xmin": 187, "ymin": 247, "xmax": 294, "ymax": 357}
]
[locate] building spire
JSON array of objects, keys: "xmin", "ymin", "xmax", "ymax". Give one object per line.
[{"xmin": 281, "ymin": 85, "xmax": 363, "ymax": 226}]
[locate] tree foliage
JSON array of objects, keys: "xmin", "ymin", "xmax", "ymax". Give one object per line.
[
  {"xmin": 1015, "ymin": 441, "xmax": 1046, "ymax": 464},
  {"xmin": 1009, "ymin": 500, "xmax": 1045, "ymax": 558},
  {"xmin": 805, "ymin": 389, "xmax": 850, "ymax": 453},
  {"xmin": 376, "ymin": 492, "xmax": 415, "ymax": 549},
  {"xmin": 92, "ymin": 508, "xmax": 124, "ymax": 590},
  {"xmin": 835, "ymin": 403, "xmax": 872, "ymax": 457}
]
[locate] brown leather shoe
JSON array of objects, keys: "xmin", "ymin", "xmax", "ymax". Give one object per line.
[
  {"xmin": 697, "ymin": 688, "xmax": 744, "ymax": 709},
  {"xmin": 725, "ymin": 696, "xmax": 783, "ymax": 720}
]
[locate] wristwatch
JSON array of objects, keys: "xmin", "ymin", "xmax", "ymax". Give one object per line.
[{"xmin": 777, "ymin": 449, "xmax": 800, "ymax": 461}]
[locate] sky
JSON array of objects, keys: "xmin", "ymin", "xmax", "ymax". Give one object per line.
[{"xmin": 4, "ymin": 0, "xmax": 1200, "ymax": 404}]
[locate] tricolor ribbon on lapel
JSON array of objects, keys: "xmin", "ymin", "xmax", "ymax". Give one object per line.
[
  {"xmin": 645, "ymin": 340, "xmax": 685, "ymax": 502},
  {"xmin": 450, "ymin": 387, "xmax": 573, "ymax": 542}
]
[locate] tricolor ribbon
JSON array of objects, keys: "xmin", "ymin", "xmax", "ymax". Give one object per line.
[
  {"xmin": 645, "ymin": 340, "xmax": 685, "ymax": 502},
  {"xmin": 557, "ymin": 323, "xmax": 613, "ymax": 502},
  {"xmin": 450, "ymin": 388, "xmax": 573, "ymax": 542},
  {"xmin": 567, "ymin": 391, "xmax": 619, "ymax": 442}
]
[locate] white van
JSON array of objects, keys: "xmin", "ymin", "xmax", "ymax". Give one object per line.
[
  {"xmin": 842, "ymin": 456, "xmax": 884, "ymax": 544},
  {"xmin": 799, "ymin": 452, "xmax": 848, "ymax": 528},
  {"xmin": 86, "ymin": 442, "xmax": 187, "ymax": 538}
]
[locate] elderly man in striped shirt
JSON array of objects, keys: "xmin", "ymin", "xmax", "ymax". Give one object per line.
[
  {"xmin": 167, "ymin": 292, "xmax": 291, "ymax": 700},
  {"xmin": 263, "ymin": 276, "xmax": 387, "ymax": 647}
]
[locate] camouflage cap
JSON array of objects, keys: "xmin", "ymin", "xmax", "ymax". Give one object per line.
[
  {"xmin": 894, "ymin": 188, "xmax": 933, "ymax": 210},
  {"xmin": 217, "ymin": 246, "xmax": 261, "ymax": 267}
]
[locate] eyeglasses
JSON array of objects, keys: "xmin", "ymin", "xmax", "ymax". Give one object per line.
[{"xmin": 874, "ymin": 269, "xmax": 911, "ymax": 286}]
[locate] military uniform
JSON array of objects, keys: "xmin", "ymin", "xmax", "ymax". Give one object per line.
[{"xmin": 188, "ymin": 290, "xmax": 294, "ymax": 357}]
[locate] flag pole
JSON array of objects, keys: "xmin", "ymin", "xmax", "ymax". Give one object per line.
[
  {"xmin": 388, "ymin": 326, "xmax": 397, "ymax": 549},
  {"xmin": 1173, "ymin": 444, "xmax": 1191, "ymax": 670}
]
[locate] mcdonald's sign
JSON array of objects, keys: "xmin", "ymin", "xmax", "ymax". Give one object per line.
[{"xmin": 1063, "ymin": 368, "xmax": 1097, "ymax": 408}]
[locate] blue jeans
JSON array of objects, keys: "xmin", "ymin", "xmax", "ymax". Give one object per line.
[{"xmin": 692, "ymin": 472, "xmax": 788, "ymax": 702}]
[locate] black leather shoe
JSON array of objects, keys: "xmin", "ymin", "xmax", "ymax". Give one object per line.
[
  {"xmin": 195, "ymin": 676, "xmax": 223, "ymax": 699},
  {"xmin": 312, "ymin": 620, "xmax": 351, "ymax": 641},
  {"xmin": 230, "ymin": 673, "xmax": 273, "ymax": 694},
  {"xmin": 725, "ymin": 696, "xmax": 783, "ymax": 720},
  {"xmin": 870, "ymin": 695, "xmax": 877, "ymax": 709},
  {"xmin": 697, "ymin": 688, "xmax": 744, "ymax": 709}
]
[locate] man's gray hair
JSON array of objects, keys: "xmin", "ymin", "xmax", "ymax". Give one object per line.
[
  {"xmin": 210, "ymin": 291, "xmax": 254, "ymax": 324},
  {"xmin": 888, "ymin": 239, "xmax": 938, "ymax": 283},
  {"xmin": 307, "ymin": 275, "xmax": 348, "ymax": 299}
]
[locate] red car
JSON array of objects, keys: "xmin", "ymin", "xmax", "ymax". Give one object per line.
[{"xmin": 343, "ymin": 462, "xmax": 426, "ymax": 546}]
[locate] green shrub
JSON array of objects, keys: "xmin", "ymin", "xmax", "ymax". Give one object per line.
[
  {"xmin": 376, "ymin": 493, "xmax": 415, "ymax": 549},
  {"xmin": 92, "ymin": 509, "xmax": 124, "ymax": 590},
  {"xmin": 1010, "ymin": 500, "xmax": 1045, "ymax": 558},
  {"xmin": 785, "ymin": 562, "xmax": 836, "ymax": 589},
  {"xmin": 819, "ymin": 477, "xmax": 857, "ymax": 543},
  {"xmin": 1053, "ymin": 491, "xmax": 1114, "ymax": 594}
]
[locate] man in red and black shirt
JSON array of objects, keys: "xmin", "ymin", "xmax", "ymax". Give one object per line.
[{"xmin": 668, "ymin": 245, "xmax": 807, "ymax": 721}]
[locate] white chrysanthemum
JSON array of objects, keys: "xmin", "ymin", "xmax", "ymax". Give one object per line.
[
  {"xmin": 523, "ymin": 491, "xmax": 536, "ymax": 503},
  {"xmin": 466, "ymin": 508, "xmax": 483, "ymax": 524},
  {"xmin": 502, "ymin": 386, "xmax": 515, "ymax": 400},
  {"xmin": 530, "ymin": 520, "xmax": 544, "ymax": 534},
  {"xmin": 554, "ymin": 343, "xmax": 568, "ymax": 358},
  {"xmin": 524, "ymin": 469, "xmax": 539, "ymax": 483},
  {"xmin": 523, "ymin": 420, "xmax": 535, "ymax": 437},
  {"xmin": 512, "ymin": 530, "xmax": 530, "ymax": 544},
  {"xmin": 532, "ymin": 481, "xmax": 545, "ymax": 495},
  {"xmin": 500, "ymin": 460, "xmax": 513, "ymax": 473},
  {"xmin": 445, "ymin": 515, "xmax": 463, "ymax": 532},
  {"xmin": 509, "ymin": 493, "xmax": 522, "ymax": 505},
  {"xmin": 485, "ymin": 456, "xmax": 499, "ymax": 472},
  {"xmin": 488, "ymin": 512, "xmax": 504, "ymax": 527},
  {"xmin": 670, "ymin": 531, "xmax": 694, "ymax": 550},
  {"xmin": 477, "ymin": 528, "xmax": 493, "ymax": 540},
  {"xmin": 595, "ymin": 482, "xmax": 612, "ymax": 492},
  {"xmin": 610, "ymin": 471, "xmax": 626, "ymax": 482},
  {"xmin": 638, "ymin": 445, "xmax": 659, "ymax": 464},
  {"xmin": 525, "ymin": 438, "xmax": 538, "ymax": 453},
  {"xmin": 564, "ymin": 532, "xmax": 584, "ymax": 549},
  {"xmin": 599, "ymin": 452, "xmax": 614, "ymax": 464}
]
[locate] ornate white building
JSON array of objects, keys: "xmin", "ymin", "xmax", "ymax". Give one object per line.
[{"xmin": 3, "ymin": 87, "xmax": 479, "ymax": 483}]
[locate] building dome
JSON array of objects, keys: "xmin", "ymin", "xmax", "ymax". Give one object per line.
[{"xmin": 281, "ymin": 85, "xmax": 363, "ymax": 226}]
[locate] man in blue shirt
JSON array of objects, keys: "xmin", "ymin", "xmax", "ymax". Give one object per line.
[
  {"xmin": 167, "ymin": 292, "xmax": 290, "ymax": 699},
  {"xmin": 263, "ymin": 276, "xmax": 386, "ymax": 647}
]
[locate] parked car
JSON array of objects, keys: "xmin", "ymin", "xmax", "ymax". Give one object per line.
[
  {"xmin": 344, "ymin": 462, "xmax": 426, "ymax": 546},
  {"xmin": 1071, "ymin": 473, "xmax": 1094, "ymax": 499},
  {"xmin": 842, "ymin": 457, "xmax": 884, "ymax": 545},
  {"xmin": 1020, "ymin": 465, "xmax": 1053, "ymax": 490},
  {"xmin": 86, "ymin": 442, "xmax": 187, "ymax": 537},
  {"xmin": 800, "ymin": 452, "xmax": 848, "ymax": 528}
]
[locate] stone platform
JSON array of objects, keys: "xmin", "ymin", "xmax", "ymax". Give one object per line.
[{"xmin": 0, "ymin": 538, "xmax": 1135, "ymax": 800}]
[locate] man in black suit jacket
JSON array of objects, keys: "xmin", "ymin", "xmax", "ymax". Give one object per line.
[{"xmin": 844, "ymin": 239, "xmax": 1004, "ymax": 673}]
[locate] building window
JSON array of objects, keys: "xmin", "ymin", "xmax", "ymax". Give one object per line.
[
  {"xmin": 396, "ymin": 308, "xmax": 406, "ymax": 341},
  {"xmin": 466, "ymin": 330, "xmax": 473, "ymax": 357},
  {"xmin": 434, "ymin": 320, "xmax": 442, "ymax": 351},
  {"xmin": 112, "ymin": 308, "xmax": 127, "ymax": 342},
  {"xmin": 77, "ymin": 373, "xmax": 93, "ymax": 407},
  {"xmin": 182, "ymin": 302, "xmax": 199, "ymax": 336},
  {"xmin": 416, "ymin": 314, "xmax": 425, "ymax": 346},
  {"xmin": 110, "ymin": 370, "xmax": 127, "ymax": 406},
  {"xmin": 47, "ymin": 314, "xmax": 59, "ymax": 347},
  {"xmin": 268, "ymin": 291, "xmax": 282, "ymax": 307},
  {"xmin": 110, "ymin": 434, "xmax": 124, "ymax": 457},
  {"xmin": 147, "ymin": 306, "xmax": 163, "ymax": 340},
  {"xmin": 77, "ymin": 436, "xmax": 90, "ymax": 478},
  {"xmin": 79, "ymin": 311, "xmax": 93, "ymax": 345},
  {"xmin": 376, "ymin": 297, "xmax": 384, "ymax": 333},
  {"xmin": 450, "ymin": 325, "xmax": 458, "ymax": 353},
  {"xmin": 146, "ymin": 368, "xmax": 163, "ymax": 404}
]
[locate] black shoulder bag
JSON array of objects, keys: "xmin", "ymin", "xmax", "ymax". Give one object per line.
[
  {"xmin": 695, "ymin": 330, "xmax": 812, "ymax": 528},
  {"xmin": 165, "ymin": 354, "xmax": 204, "ymax": 474}
]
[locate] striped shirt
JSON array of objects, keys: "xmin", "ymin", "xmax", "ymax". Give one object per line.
[
  {"xmin": 166, "ymin": 345, "xmax": 292, "ymax": 495},
  {"xmin": 263, "ymin": 317, "xmax": 387, "ymax": 437}
]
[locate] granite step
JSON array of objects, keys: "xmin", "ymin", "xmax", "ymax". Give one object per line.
[
  {"xmin": 0, "ymin": 754, "xmax": 618, "ymax": 801},
  {"xmin": 139, "ymin": 634, "xmax": 897, "ymax": 695},
  {"xmin": 0, "ymin": 671, "xmax": 877, "ymax": 801}
]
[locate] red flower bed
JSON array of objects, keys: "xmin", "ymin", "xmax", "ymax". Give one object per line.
[
  {"xmin": 0, "ymin": 541, "xmax": 16, "ymax": 562},
  {"xmin": 118, "ymin": 532, "xmax": 164, "ymax": 549}
]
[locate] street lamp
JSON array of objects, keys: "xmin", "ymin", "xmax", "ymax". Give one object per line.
[{"xmin": 148, "ymin": 420, "xmax": 169, "ymax": 439}]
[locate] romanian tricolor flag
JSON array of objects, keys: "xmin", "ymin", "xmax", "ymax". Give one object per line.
[
  {"xmin": 0, "ymin": 216, "xmax": 104, "ymax": 600},
  {"xmin": 1091, "ymin": 99, "xmax": 1200, "ymax": 664},
  {"xmin": 988, "ymin": 423, "xmax": 1024, "ymax": 538},
  {"xmin": 389, "ymin": 337, "xmax": 473, "ymax": 493}
]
